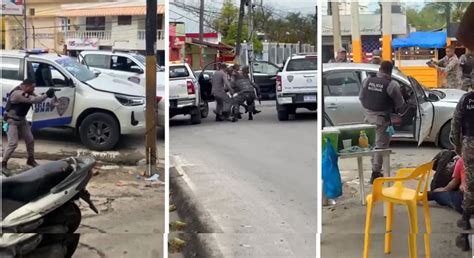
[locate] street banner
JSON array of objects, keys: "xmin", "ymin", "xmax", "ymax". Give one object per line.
[
  {"xmin": 1, "ymin": 0, "xmax": 24, "ymax": 16},
  {"xmin": 66, "ymin": 38, "xmax": 99, "ymax": 50}
]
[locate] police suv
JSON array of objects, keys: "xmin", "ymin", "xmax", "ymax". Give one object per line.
[
  {"xmin": 276, "ymin": 53, "xmax": 317, "ymax": 121},
  {"xmin": 1, "ymin": 49, "xmax": 146, "ymax": 151}
]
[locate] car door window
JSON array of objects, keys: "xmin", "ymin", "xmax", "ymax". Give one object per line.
[
  {"xmin": 111, "ymin": 55, "xmax": 141, "ymax": 73},
  {"xmin": 83, "ymin": 54, "xmax": 110, "ymax": 69},
  {"xmin": 325, "ymin": 71, "xmax": 361, "ymax": 96},
  {"xmin": 1, "ymin": 57, "xmax": 22, "ymax": 80},
  {"xmin": 252, "ymin": 62, "xmax": 279, "ymax": 75},
  {"xmin": 28, "ymin": 61, "xmax": 69, "ymax": 87}
]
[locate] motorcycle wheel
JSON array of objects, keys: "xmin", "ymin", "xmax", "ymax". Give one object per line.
[
  {"xmin": 31, "ymin": 234, "xmax": 80, "ymax": 258},
  {"xmin": 42, "ymin": 202, "xmax": 82, "ymax": 233}
]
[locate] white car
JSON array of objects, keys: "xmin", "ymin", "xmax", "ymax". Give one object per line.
[
  {"xmin": 1, "ymin": 50, "xmax": 146, "ymax": 151},
  {"xmin": 169, "ymin": 63, "xmax": 208, "ymax": 124},
  {"xmin": 323, "ymin": 63, "xmax": 466, "ymax": 148},
  {"xmin": 276, "ymin": 54, "xmax": 317, "ymax": 120},
  {"xmin": 78, "ymin": 50, "xmax": 164, "ymax": 128}
]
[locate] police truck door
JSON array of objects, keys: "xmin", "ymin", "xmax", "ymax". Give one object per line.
[
  {"xmin": 26, "ymin": 59, "xmax": 76, "ymax": 130},
  {"xmin": 409, "ymin": 76, "xmax": 434, "ymax": 146}
]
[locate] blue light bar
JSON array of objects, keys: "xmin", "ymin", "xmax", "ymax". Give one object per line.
[{"xmin": 26, "ymin": 48, "xmax": 49, "ymax": 54}]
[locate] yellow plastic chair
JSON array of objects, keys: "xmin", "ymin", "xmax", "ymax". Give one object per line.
[{"xmin": 363, "ymin": 161, "xmax": 434, "ymax": 258}]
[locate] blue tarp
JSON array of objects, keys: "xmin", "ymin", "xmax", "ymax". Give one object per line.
[{"xmin": 392, "ymin": 32, "xmax": 447, "ymax": 49}]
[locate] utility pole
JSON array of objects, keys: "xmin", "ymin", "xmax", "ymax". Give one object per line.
[
  {"xmin": 23, "ymin": 0, "xmax": 28, "ymax": 49},
  {"xmin": 382, "ymin": 2, "xmax": 392, "ymax": 61},
  {"xmin": 199, "ymin": 0, "xmax": 204, "ymax": 41},
  {"xmin": 145, "ymin": 0, "xmax": 157, "ymax": 176},
  {"xmin": 331, "ymin": 1, "xmax": 341, "ymax": 58},
  {"xmin": 247, "ymin": 0, "xmax": 254, "ymax": 64},
  {"xmin": 235, "ymin": 0, "xmax": 245, "ymax": 59},
  {"xmin": 351, "ymin": 1, "xmax": 362, "ymax": 63}
]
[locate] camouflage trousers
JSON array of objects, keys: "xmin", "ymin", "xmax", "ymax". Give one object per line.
[{"xmin": 462, "ymin": 137, "xmax": 474, "ymax": 214}]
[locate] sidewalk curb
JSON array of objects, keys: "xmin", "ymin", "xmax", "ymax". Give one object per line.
[{"xmin": 170, "ymin": 166, "xmax": 224, "ymax": 258}]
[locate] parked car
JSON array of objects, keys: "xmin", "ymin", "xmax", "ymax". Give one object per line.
[
  {"xmin": 251, "ymin": 61, "xmax": 281, "ymax": 100},
  {"xmin": 276, "ymin": 54, "xmax": 317, "ymax": 120},
  {"xmin": 78, "ymin": 50, "xmax": 164, "ymax": 128},
  {"xmin": 169, "ymin": 63, "xmax": 208, "ymax": 124},
  {"xmin": 1, "ymin": 49, "xmax": 146, "ymax": 150},
  {"xmin": 323, "ymin": 63, "xmax": 466, "ymax": 149}
]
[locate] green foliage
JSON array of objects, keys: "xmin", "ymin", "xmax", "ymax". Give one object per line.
[{"xmin": 407, "ymin": 2, "xmax": 470, "ymax": 31}]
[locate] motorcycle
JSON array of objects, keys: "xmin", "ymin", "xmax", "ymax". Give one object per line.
[{"xmin": 1, "ymin": 157, "xmax": 98, "ymax": 258}]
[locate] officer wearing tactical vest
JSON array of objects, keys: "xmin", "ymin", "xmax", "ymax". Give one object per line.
[
  {"xmin": 451, "ymin": 90, "xmax": 474, "ymax": 230},
  {"xmin": 359, "ymin": 61, "xmax": 406, "ymax": 184},
  {"xmin": 2, "ymin": 78, "xmax": 56, "ymax": 170},
  {"xmin": 459, "ymin": 48, "xmax": 474, "ymax": 92}
]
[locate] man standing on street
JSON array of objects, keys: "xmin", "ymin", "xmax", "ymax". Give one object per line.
[
  {"xmin": 369, "ymin": 50, "xmax": 382, "ymax": 65},
  {"xmin": 359, "ymin": 61, "xmax": 406, "ymax": 183},
  {"xmin": 2, "ymin": 79, "xmax": 56, "ymax": 170},
  {"xmin": 211, "ymin": 63, "xmax": 235, "ymax": 122},
  {"xmin": 459, "ymin": 49, "xmax": 474, "ymax": 92},
  {"xmin": 329, "ymin": 47, "xmax": 350, "ymax": 63},
  {"xmin": 429, "ymin": 45, "xmax": 462, "ymax": 89}
]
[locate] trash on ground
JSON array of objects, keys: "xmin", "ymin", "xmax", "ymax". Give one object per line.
[
  {"xmin": 170, "ymin": 220, "xmax": 187, "ymax": 231},
  {"xmin": 145, "ymin": 174, "xmax": 160, "ymax": 182}
]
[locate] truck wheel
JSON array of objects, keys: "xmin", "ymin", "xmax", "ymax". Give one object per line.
[
  {"xmin": 190, "ymin": 107, "xmax": 202, "ymax": 125},
  {"xmin": 79, "ymin": 113, "xmax": 120, "ymax": 151},
  {"xmin": 439, "ymin": 121, "xmax": 453, "ymax": 150},
  {"xmin": 277, "ymin": 109, "xmax": 289, "ymax": 121},
  {"xmin": 201, "ymin": 99, "xmax": 209, "ymax": 118}
]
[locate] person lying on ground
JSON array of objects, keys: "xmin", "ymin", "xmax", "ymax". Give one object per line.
[{"xmin": 428, "ymin": 158, "xmax": 466, "ymax": 214}]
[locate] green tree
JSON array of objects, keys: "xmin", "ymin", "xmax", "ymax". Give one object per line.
[
  {"xmin": 212, "ymin": 0, "xmax": 239, "ymax": 39},
  {"xmin": 407, "ymin": 2, "xmax": 470, "ymax": 31}
]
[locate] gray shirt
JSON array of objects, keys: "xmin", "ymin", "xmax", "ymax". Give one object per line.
[
  {"xmin": 211, "ymin": 69, "xmax": 231, "ymax": 95},
  {"xmin": 359, "ymin": 72, "xmax": 406, "ymax": 124}
]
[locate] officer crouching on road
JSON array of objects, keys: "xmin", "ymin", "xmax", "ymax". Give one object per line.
[
  {"xmin": 2, "ymin": 78, "xmax": 56, "ymax": 170},
  {"xmin": 359, "ymin": 61, "xmax": 406, "ymax": 184}
]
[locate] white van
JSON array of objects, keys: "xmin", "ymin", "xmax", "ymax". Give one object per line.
[{"xmin": 1, "ymin": 50, "xmax": 146, "ymax": 151}]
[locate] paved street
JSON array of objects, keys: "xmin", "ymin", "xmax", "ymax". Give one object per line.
[
  {"xmin": 322, "ymin": 143, "xmax": 472, "ymax": 258},
  {"xmin": 170, "ymin": 101, "xmax": 317, "ymax": 256},
  {"xmin": 2, "ymin": 129, "xmax": 165, "ymax": 258}
]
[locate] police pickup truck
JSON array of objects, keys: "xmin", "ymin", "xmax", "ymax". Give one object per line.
[
  {"xmin": 169, "ymin": 62, "xmax": 208, "ymax": 124},
  {"xmin": 1, "ymin": 49, "xmax": 146, "ymax": 150},
  {"xmin": 276, "ymin": 54, "xmax": 317, "ymax": 121}
]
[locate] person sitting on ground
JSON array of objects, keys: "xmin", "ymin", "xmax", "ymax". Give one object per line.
[{"xmin": 428, "ymin": 157, "xmax": 466, "ymax": 214}]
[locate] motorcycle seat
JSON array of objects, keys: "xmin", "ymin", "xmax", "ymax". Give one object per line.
[{"xmin": 2, "ymin": 161, "xmax": 73, "ymax": 203}]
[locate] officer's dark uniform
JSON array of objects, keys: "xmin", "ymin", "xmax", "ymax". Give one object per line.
[
  {"xmin": 460, "ymin": 52, "xmax": 474, "ymax": 91},
  {"xmin": 451, "ymin": 91, "xmax": 474, "ymax": 230},
  {"xmin": 359, "ymin": 71, "xmax": 405, "ymax": 183}
]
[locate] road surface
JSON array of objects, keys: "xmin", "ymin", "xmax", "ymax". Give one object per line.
[{"xmin": 170, "ymin": 101, "xmax": 317, "ymax": 256}]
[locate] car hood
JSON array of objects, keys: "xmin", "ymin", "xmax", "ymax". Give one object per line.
[
  {"xmin": 434, "ymin": 89, "xmax": 466, "ymax": 103},
  {"xmin": 86, "ymin": 74, "xmax": 145, "ymax": 97}
]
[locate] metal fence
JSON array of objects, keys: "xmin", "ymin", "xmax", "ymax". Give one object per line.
[{"xmin": 238, "ymin": 42, "xmax": 315, "ymax": 65}]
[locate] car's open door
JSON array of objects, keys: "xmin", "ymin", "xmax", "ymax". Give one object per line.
[{"xmin": 408, "ymin": 76, "xmax": 434, "ymax": 146}]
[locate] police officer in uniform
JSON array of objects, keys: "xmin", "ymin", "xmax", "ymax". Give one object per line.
[
  {"xmin": 359, "ymin": 61, "xmax": 406, "ymax": 183},
  {"xmin": 211, "ymin": 63, "xmax": 235, "ymax": 122},
  {"xmin": 459, "ymin": 49, "xmax": 474, "ymax": 92},
  {"xmin": 329, "ymin": 47, "xmax": 351, "ymax": 63},
  {"xmin": 450, "ymin": 2, "xmax": 474, "ymax": 251},
  {"xmin": 369, "ymin": 50, "xmax": 382, "ymax": 65},
  {"xmin": 429, "ymin": 45, "xmax": 462, "ymax": 89},
  {"xmin": 2, "ymin": 79, "xmax": 56, "ymax": 170}
]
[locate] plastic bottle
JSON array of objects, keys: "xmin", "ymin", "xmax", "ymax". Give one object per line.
[{"xmin": 359, "ymin": 130, "xmax": 369, "ymax": 148}]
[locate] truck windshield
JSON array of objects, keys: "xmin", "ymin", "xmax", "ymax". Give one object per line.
[
  {"xmin": 286, "ymin": 58, "xmax": 317, "ymax": 71},
  {"xmin": 56, "ymin": 57, "xmax": 95, "ymax": 82}
]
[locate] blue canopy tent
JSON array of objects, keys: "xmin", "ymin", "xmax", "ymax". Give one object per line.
[{"xmin": 392, "ymin": 31, "xmax": 447, "ymax": 49}]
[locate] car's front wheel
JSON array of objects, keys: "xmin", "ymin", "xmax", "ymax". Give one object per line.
[
  {"xmin": 79, "ymin": 112, "xmax": 120, "ymax": 151},
  {"xmin": 439, "ymin": 121, "xmax": 453, "ymax": 150}
]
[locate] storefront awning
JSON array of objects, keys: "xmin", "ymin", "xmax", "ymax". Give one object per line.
[{"xmin": 62, "ymin": 4, "xmax": 164, "ymax": 17}]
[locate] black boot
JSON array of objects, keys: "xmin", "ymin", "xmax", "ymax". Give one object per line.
[
  {"xmin": 457, "ymin": 212, "xmax": 472, "ymax": 230},
  {"xmin": 248, "ymin": 112, "xmax": 253, "ymax": 120},
  {"xmin": 252, "ymin": 109, "xmax": 261, "ymax": 114},
  {"xmin": 456, "ymin": 234, "xmax": 471, "ymax": 251},
  {"xmin": 27, "ymin": 157, "xmax": 39, "ymax": 167},
  {"xmin": 370, "ymin": 171, "xmax": 384, "ymax": 184}
]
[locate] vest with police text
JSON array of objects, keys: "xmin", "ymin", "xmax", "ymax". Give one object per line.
[
  {"xmin": 6, "ymin": 87, "xmax": 33, "ymax": 118},
  {"xmin": 461, "ymin": 92, "xmax": 474, "ymax": 137},
  {"xmin": 363, "ymin": 76, "xmax": 393, "ymax": 112}
]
